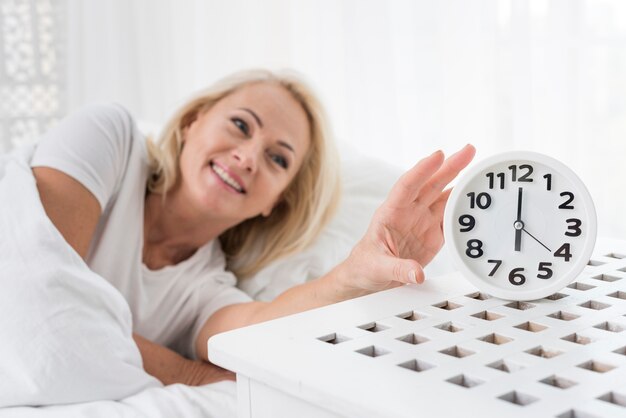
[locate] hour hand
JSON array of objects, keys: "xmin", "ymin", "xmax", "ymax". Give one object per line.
[{"xmin": 514, "ymin": 187, "xmax": 523, "ymax": 251}]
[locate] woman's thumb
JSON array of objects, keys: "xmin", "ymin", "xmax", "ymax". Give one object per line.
[{"xmin": 385, "ymin": 256, "xmax": 424, "ymax": 285}]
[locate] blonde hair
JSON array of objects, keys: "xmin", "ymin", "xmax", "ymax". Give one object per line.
[{"xmin": 146, "ymin": 69, "xmax": 341, "ymax": 278}]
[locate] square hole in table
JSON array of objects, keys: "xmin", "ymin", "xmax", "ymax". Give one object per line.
[
  {"xmin": 561, "ymin": 333, "xmax": 594, "ymax": 345},
  {"xmin": 471, "ymin": 310, "xmax": 504, "ymax": 321},
  {"xmin": 355, "ymin": 345, "xmax": 390, "ymax": 358},
  {"xmin": 317, "ymin": 333, "xmax": 351, "ymax": 345},
  {"xmin": 578, "ymin": 300, "xmax": 611, "ymax": 310},
  {"xmin": 486, "ymin": 359, "xmax": 527, "ymax": 373},
  {"xmin": 525, "ymin": 346, "xmax": 564, "ymax": 358},
  {"xmin": 514, "ymin": 321, "xmax": 548, "ymax": 332},
  {"xmin": 358, "ymin": 322, "xmax": 390, "ymax": 333},
  {"xmin": 432, "ymin": 300, "xmax": 463, "ymax": 310},
  {"xmin": 587, "ymin": 259, "xmax": 606, "ymax": 266},
  {"xmin": 556, "ymin": 410, "xmax": 601, "ymax": 418},
  {"xmin": 539, "ymin": 374, "xmax": 578, "ymax": 389},
  {"xmin": 590, "ymin": 274, "xmax": 622, "ymax": 282},
  {"xmin": 446, "ymin": 374, "xmax": 484, "ymax": 388},
  {"xmin": 607, "ymin": 291, "xmax": 626, "ymax": 300},
  {"xmin": 396, "ymin": 333, "xmax": 429, "ymax": 345},
  {"xmin": 396, "ymin": 311, "xmax": 428, "ymax": 321},
  {"xmin": 465, "ymin": 291, "xmax": 491, "ymax": 300},
  {"xmin": 544, "ymin": 292, "xmax": 568, "ymax": 301},
  {"xmin": 497, "ymin": 391, "xmax": 538, "ymax": 406},
  {"xmin": 434, "ymin": 322, "xmax": 464, "ymax": 333},
  {"xmin": 597, "ymin": 391, "xmax": 626, "ymax": 407},
  {"xmin": 439, "ymin": 345, "xmax": 475, "ymax": 358},
  {"xmin": 577, "ymin": 360, "xmax": 616, "ymax": 373},
  {"xmin": 604, "ymin": 252, "xmax": 626, "ymax": 259},
  {"xmin": 397, "ymin": 359, "xmax": 435, "ymax": 372},
  {"xmin": 477, "ymin": 333, "xmax": 513, "ymax": 345},
  {"xmin": 567, "ymin": 282, "xmax": 596, "ymax": 291},
  {"xmin": 505, "ymin": 301, "xmax": 535, "ymax": 310},
  {"xmin": 593, "ymin": 321, "xmax": 625, "ymax": 332},
  {"xmin": 613, "ymin": 346, "xmax": 626, "ymax": 356},
  {"xmin": 547, "ymin": 311, "xmax": 580, "ymax": 321}
]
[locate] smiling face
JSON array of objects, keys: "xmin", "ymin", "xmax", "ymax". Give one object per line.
[{"xmin": 176, "ymin": 82, "xmax": 311, "ymax": 225}]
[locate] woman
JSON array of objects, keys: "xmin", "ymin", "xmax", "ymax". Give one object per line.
[{"xmin": 30, "ymin": 69, "xmax": 475, "ymax": 386}]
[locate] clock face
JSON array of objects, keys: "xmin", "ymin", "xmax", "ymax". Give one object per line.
[{"xmin": 443, "ymin": 151, "xmax": 597, "ymax": 301}]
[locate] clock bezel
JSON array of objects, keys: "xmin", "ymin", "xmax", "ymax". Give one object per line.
[{"xmin": 443, "ymin": 151, "xmax": 597, "ymax": 301}]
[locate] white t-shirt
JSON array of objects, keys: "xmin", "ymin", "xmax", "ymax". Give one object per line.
[{"xmin": 30, "ymin": 103, "xmax": 252, "ymax": 359}]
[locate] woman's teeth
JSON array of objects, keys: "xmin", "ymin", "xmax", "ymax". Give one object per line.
[{"xmin": 211, "ymin": 163, "xmax": 244, "ymax": 193}]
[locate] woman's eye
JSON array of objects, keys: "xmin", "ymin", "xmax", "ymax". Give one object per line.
[
  {"xmin": 231, "ymin": 118, "xmax": 249, "ymax": 135},
  {"xmin": 270, "ymin": 153, "xmax": 289, "ymax": 169}
]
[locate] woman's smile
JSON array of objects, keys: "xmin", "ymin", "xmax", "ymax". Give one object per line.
[{"xmin": 209, "ymin": 161, "xmax": 246, "ymax": 194}]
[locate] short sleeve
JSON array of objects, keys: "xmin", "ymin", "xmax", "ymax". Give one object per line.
[
  {"xmin": 30, "ymin": 103, "xmax": 137, "ymax": 211},
  {"xmin": 189, "ymin": 271, "xmax": 253, "ymax": 360}
]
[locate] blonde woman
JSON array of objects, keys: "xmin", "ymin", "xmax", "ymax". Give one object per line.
[{"xmin": 30, "ymin": 69, "xmax": 475, "ymax": 385}]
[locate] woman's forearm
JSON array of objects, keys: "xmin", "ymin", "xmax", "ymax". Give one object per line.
[
  {"xmin": 195, "ymin": 262, "xmax": 373, "ymax": 360},
  {"xmin": 133, "ymin": 334, "xmax": 234, "ymax": 386},
  {"xmin": 252, "ymin": 263, "xmax": 370, "ymax": 322}
]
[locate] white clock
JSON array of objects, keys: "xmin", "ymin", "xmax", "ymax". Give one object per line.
[{"xmin": 443, "ymin": 151, "xmax": 597, "ymax": 301}]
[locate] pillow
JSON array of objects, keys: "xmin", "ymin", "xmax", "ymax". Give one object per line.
[
  {"xmin": 238, "ymin": 143, "xmax": 455, "ymax": 301},
  {"xmin": 0, "ymin": 146, "xmax": 160, "ymax": 407}
]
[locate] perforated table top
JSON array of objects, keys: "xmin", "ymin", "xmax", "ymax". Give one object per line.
[{"xmin": 209, "ymin": 237, "xmax": 626, "ymax": 418}]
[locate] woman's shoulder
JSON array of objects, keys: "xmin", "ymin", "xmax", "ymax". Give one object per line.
[
  {"xmin": 76, "ymin": 102, "xmax": 135, "ymax": 123},
  {"xmin": 75, "ymin": 102, "xmax": 140, "ymax": 141},
  {"xmin": 31, "ymin": 102, "xmax": 147, "ymax": 212}
]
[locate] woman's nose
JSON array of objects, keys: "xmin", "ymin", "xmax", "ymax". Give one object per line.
[{"xmin": 232, "ymin": 141, "xmax": 262, "ymax": 173}]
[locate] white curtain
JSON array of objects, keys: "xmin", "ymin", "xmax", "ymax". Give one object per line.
[{"xmin": 7, "ymin": 0, "xmax": 626, "ymax": 238}]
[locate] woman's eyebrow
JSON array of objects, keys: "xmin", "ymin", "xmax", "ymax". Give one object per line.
[
  {"xmin": 240, "ymin": 108, "xmax": 263, "ymax": 128},
  {"xmin": 277, "ymin": 140, "xmax": 295, "ymax": 154},
  {"xmin": 239, "ymin": 107, "xmax": 295, "ymax": 155}
]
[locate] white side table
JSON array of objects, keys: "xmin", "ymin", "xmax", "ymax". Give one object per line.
[{"xmin": 209, "ymin": 237, "xmax": 626, "ymax": 418}]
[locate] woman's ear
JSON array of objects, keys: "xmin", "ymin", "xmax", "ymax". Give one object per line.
[
  {"xmin": 181, "ymin": 125, "xmax": 189, "ymax": 143},
  {"xmin": 181, "ymin": 109, "xmax": 201, "ymax": 143},
  {"xmin": 261, "ymin": 201, "xmax": 275, "ymax": 217},
  {"xmin": 261, "ymin": 195, "xmax": 284, "ymax": 217}
]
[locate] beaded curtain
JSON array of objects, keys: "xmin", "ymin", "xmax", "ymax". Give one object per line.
[{"xmin": 0, "ymin": 0, "xmax": 65, "ymax": 153}]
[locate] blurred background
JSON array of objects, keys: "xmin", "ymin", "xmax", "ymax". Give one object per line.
[{"xmin": 1, "ymin": 0, "xmax": 625, "ymax": 239}]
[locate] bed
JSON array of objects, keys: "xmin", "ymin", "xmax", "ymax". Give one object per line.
[{"xmin": 1, "ymin": 142, "xmax": 451, "ymax": 417}]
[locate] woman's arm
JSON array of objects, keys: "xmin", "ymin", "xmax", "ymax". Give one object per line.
[
  {"xmin": 33, "ymin": 167, "xmax": 230, "ymax": 386},
  {"xmin": 196, "ymin": 145, "xmax": 476, "ymax": 361},
  {"xmin": 33, "ymin": 167, "xmax": 101, "ymax": 258},
  {"xmin": 133, "ymin": 335, "xmax": 234, "ymax": 385}
]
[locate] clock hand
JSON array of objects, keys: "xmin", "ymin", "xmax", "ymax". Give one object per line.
[
  {"xmin": 521, "ymin": 227, "xmax": 552, "ymax": 252},
  {"xmin": 514, "ymin": 187, "xmax": 523, "ymax": 251}
]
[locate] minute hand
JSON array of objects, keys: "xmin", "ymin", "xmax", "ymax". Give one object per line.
[
  {"xmin": 521, "ymin": 227, "xmax": 552, "ymax": 252},
  {"xmin": 514, "ymin": 187, "xmax": 523, "ymax": 251}
]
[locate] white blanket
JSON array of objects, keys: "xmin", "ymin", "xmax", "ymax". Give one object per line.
[
  {"xmin": 0, "ymin": 148, "xmax": 236, "ymax": 416},
  {"xmin": 0, "ymin": 382, "xmax": 236, "ymax": 418}
]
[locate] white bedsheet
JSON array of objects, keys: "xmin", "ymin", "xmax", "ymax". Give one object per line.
[
  {"xmin": 0, "ymin": 147, "xmax": 236, "ymax": 416},
  {"xmin": 0, "ymin": 382, "xmax": 236, "ymax": 418}
]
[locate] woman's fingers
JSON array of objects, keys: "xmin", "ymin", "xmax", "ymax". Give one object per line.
[
  {"xmin": 432, "ymin": 188, "xmax": 453, "ymax": 214},
  {"xmin": 386, "ymin": 145, "xmax": 475, "ymax": 210},
  {"xmin": 419, "ymin": 144, "xmax": 476, "ymax": 206},
  {"xmin": 386, "ymin": 150, "xmax": 445, "ymax": 209}
]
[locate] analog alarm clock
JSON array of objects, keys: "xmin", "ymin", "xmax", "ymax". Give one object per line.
[{"xmin": 443, "ymin": 151, "xmax": 597, "ymax": 301}]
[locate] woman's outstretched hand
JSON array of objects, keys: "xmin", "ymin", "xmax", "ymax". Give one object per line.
[
  {"xmin": 199, "ymin": 145, "xmax": 475, "ymax": 335},
  {"xmin": 338, "ymin": 144, "xmax": 476, "ymax": 295}
]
